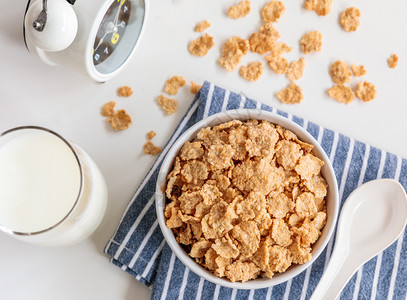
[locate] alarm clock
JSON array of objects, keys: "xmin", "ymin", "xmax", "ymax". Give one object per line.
[{"xmin": 23, "ymin": 0, "xmax": 147, "ymax": 82}]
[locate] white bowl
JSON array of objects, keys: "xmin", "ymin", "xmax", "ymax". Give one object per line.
[{"xmin": 155, "ymin": 109, "xmax": 339, "ymax": 289}]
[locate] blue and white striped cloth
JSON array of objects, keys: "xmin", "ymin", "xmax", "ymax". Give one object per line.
[{"xmin": 105, "ymin": 81, "xmax": 407, "ymax": 300}]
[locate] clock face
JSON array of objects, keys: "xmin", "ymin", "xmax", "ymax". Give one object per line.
[{"xmin": 92, "ymin": 0, "xmax": 132, "ymax": 66}]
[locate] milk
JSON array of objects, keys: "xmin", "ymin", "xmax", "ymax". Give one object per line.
[{"xmin": 0, "ymin": 127, "xmax": 108, "ymax": 246}]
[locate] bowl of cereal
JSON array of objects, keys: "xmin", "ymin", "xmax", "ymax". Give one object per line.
[{"xmin": 156, "ymin": 109, "xmax": 339, "ymax": 289}]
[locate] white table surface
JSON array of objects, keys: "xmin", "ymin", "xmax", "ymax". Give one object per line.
[{"xmin": 1, "ymin": 0, "xmax": 407, "ymax": 299}]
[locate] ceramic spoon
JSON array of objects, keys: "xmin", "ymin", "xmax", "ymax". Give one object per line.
[{"xmin": 311, "ymin": 178, "xmax": 407, "ymax": 300}]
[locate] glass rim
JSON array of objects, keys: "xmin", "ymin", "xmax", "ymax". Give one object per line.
[{"xmin": 0, "ymin": 126, "xmax": 84, "ymax": 236}]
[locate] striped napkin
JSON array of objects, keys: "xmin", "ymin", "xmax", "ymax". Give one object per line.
[{"xmin": 105, "ymin": 81, "xmax": 407, "ymax": 300}]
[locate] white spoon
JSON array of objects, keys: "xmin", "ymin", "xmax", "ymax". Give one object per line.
[{"xmin": 311, "ymin": 178, "xmax": 407, "ymax": 300}]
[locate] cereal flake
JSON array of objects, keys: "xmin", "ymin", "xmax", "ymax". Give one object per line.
[
  {"xmin": 304, "ymin": 0, "xmax": 333, "ymax": 16},
  {"xmin": 190, "ymin": 81, "xmax": 202, "ymax": 94},
  {"xmin": 355, "ymin": 81, "xmax": 377, "ymax": 102},
  {"xmin": 107, "ymin": 109, "xmax": 132, "ymax": 131},
  {"xmin": 239, "ymin": 62, "xmax": 264, "ymax": 81},
  {"xmin": 157, "ymin": 95, "xmax": 178, "ymax": 115},
  {"xmin": 266, "ymin": 54, "xmax": 289, "ymax": 74},
  {"xmin": 329, "ymin": 61, "xmax": 352, "ymax": 85},
  {"xmin": 219, "ymin": 37, "xmax": 250, "ymax": 71},
  {"xmin": 117, "ymin": 86, "xmax": 133, "ymax": 97},
  {"xmin": 195, "ymin": 20, "xmax": 211, "ymax": 32},
  {"xmin": 276, "ymin": 82, "xmax": 304, "ymax": 104},
  {"xmin": 189, "ymin": 34, "xmax": 215, "ymax": 56},
  {"xmin": 143, "ymin": 141, "xmax": 162, "ymax": 155},
  {"xmin": 147, "ymin": 130, "xmax": 156, "ymax": 140},
  {"xmin": 300, "ymin": 31, "xmax": 322, "ymax": 54},
  {"xmin": 261, "ymin": 1, "xmax": 286, "ymax": 23},
  {"xmin": 388, "ymin": 54, "xmax": 399, "ymax": 69},
  {"xmin": 228, "ymin": 1, "xmax": 251, "ymax": 19},
  {"xmin": 102, "ymin": 101, "xmax": 116, "ymax": 117},
  {"xmin": 287, "ymin": 57, "xmax": 306, "ymax": 81},
  {"xmin": 351, "ymin": 64, "xmax": 367, "ymax": 77},
  {"xmin": 328, "ymin": 85, "xmax": 355, "ymax": 104},
  {"xmin": 340, "ymin": 7, "xmax": 361, "ymax": 32},
  {"xmin": 165, "ymin": 76, "xmax": 186, "ymax": 95}
]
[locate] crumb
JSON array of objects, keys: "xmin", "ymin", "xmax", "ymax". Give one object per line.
[
  {"xmin": 117, "ymin": 86, "xmax": 133, "ymax": 97},
  {"xmin": 388, "ymin": 54, "xmax": 398, "ymax": 69},
  {"xmin": 328, "ymin": 85, "xmax": 355, "ymax": 104},
  {"xmin": 340, "ymin": 7, "xmax": 361, "ymax": 32},
  {"xmin": 351, "ymin": 64, "xmax": 367, "ymax": 77},
  {"xmin": 219, "ymin": 36, "xmax": 250, "ymax": 71},
  {"xmin": 102, "ymin": 101, "xmax": 116, "ymax": 117},
  {"xmin": 228, "ymin": 1, "xmax": 251, "ymax": 19},
  {"xmin": 287, "ymin": 57, "xmax": 306, "ymax": 81},
  {"xmin": 239, "ymin": 62, "xmax": 263, "ymax": 81},
  {"xmin": 304, "ymin": 0, "xmax": 333, "ymax": 16},
  {"xmin": 355, "ymin": 81, "xmax": 377, "ymax": 102},
  {"xmin": 157, "ymin": 95, "xmax": 178, "ymax": 115},
  {"xmin": 107, "ymin": 109, "xmax": 132, "ymax": 131},
  {"xmin": 266, "ymin": 54, "xmax": 289, "ymax": 74},
  {"xmin": 276, "ymin": 82, "xmax": 304, "ymax": 104},
  {"xmin": 261, "ymin": 1, "xmax": 286, "ymax": 23},
  {"xmin": 300, "ymin": 31, "xmax": 322, "ymax": 54},
  {"xmin": 189, "ymin": 34, "xmax": 215, "ymax": 56},
  {"xmin": 329, "ymin": 61, "xmax": 352, "ymax": 85},
  {"xmin": 144, "ymin": 141, "xmax": 162, "ymax": 155},
  {"xmin": 195, "ymin": 20, "xmax": 211, "ymax": 32},
  {"xmin": 190, "ymin": 81, "xmax": 202, "ymax": 94},
  {"xmin": 147, "ymin": 130, "xmax": 156, "ymax": 140},
  {"xmin": 165, "ymin": 76, "xmax": 186, "ymax": 95}
]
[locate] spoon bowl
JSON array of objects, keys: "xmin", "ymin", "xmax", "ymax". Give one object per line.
[{"xmin": 311, "ymin": 178, "xmax": 407, "ymax": 300}]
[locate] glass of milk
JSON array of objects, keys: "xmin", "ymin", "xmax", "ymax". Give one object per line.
[{"xmin": 0, "ymin": 126, "xmax": 108, "ymax": 246}]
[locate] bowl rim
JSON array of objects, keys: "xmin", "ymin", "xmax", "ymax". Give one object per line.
[{"xmin": 155, "ymin": 108, "xmax": 339, "ymax": 289}]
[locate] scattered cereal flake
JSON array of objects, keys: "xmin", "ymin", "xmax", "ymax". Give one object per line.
[
  {"xmin": 219, "ymin": 37, "xmax": 250, "ymax": 71},
  {"xmin": 271, "ymin": 42, "xmax": 292, "ymax": 56},
  {"xmin": 117, "ymin": 86, "xmax": 133, "ymax": 97},
  {"xmin": 190, "ymin": 239, "xmax": 213, "ymax": 258},
  {"xmin": 276, "ymin": 82, "xmax": 304, "ymax": 104},
  {"xmin": 266, "ymin": 55, "xmax": 289, "ymax": 74},
  {"xmin": 165, "ymin": 76, "xmax": 186, "ymax": 95},
  {"xmin": 340, "ymin": 7, "xmax": 361, "ymax": 32},
  {"xmin": 351, "ymin": 64, "xmax": 367, "ymax": 77},
  {"xmin": 259, "ymin": 23, "xmax": 280, "ymax": 40},
  {"xmin": 329, "ymin": 61, "xmax": 352, "ymax": 85},
  {"xmin": 249, "ymin": 33, "xmax": 274, "ymax": 54},
  {"xmin": 239, "ymin": 62, "xmax": 264, "ymax": 81},
  {"xmin": 157, "ymin": 95, "xmax": 178, "ymax": 115},
  {"xmin": 190, "ymin": 81, "xmax": 202, "ymax": 94},
  {"xmin": 188, "ymin": 34, "xmax": 215, "ymax": 56},
  {"xmin": 107, "ymin": 109, "xmax": 132, "ymax": 131},
  {"xmin": 295, "ymin": 192, "xmax": 318, "ymax": 218},
  {"xmin": 287, "ymin": 57, "xmax": 306, "ymax": 81},
  {"xmin": 194, "ymin": 20, "xmax": 211, "ymax": 32},
  {"xmin": 388, "ymin": 54, "xmax": 399, "ymax": 69},
  {"xmin": 147, "ymin": 130, "xmax": 156, "ymax": 140},
  {"xmin": 300, "ymin": 31, "xmax": 322, "ymax": 54},
  {"xmin": 271, "ymin": 218, "xmax": 293, "ymax": 247},
  {"xmin": 143, "ymin": 141, "xmax": 162, "ymax": 155},
  {"xmin": 355, "ymin": 81, "xmax": 377, "ymax": 102},
  {"xmin": 328, "ymin": 85, "xmax": 355, "ymax": 104},
  {"xmin": 261, "ymin": 1, "xmax": 286, "ymax": 23},
  {"xmin": 228, "ymin": 1, "xmax": 251, "ymax": 19},
  {"xmin": 102, "ymin": 101, "xmax": 116, "ymax": 117},
  {"xmin": 225, "ymin": 261, "xmax": 260, "ymax": 282},
  {"xmin": 304, "ymin": 0, "xmax": 333, "ymax": 16},
  {"xmin": 180, "ymin": 141, "xmax": 204, "ymax": 160}
]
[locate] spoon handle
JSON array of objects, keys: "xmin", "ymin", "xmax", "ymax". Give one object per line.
[{"xmin": 310, "ymin": 246, "xmax": 359, "ymax": 300}]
